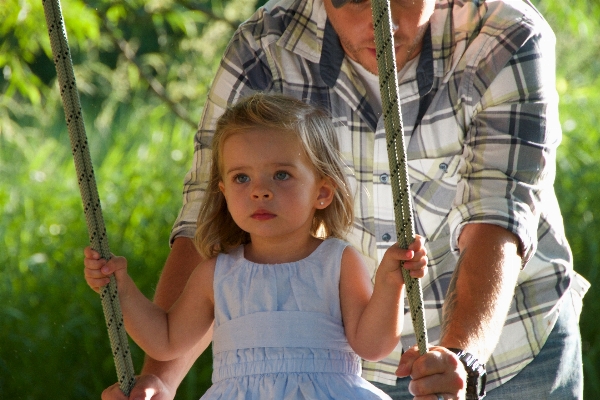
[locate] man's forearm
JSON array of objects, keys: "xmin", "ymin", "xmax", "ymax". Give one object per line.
[
  {"xmin": 439, "ymin": 223, "xmax": 522, "ymax": 361},
  {"xmin": 140, "ymin": 237, "xmax": 211, "ymax": 391}
]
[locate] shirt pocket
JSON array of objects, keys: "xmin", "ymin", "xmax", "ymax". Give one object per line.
[{"xmin": 405, "ymin": 155, "xmax": 463, "ymax": 241}]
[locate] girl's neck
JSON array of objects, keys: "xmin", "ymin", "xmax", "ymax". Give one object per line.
[{"xmin": 243, "ymin": 235, "xmax": 323, "ymax": 264}]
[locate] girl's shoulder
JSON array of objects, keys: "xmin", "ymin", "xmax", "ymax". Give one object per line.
[
  {"xmin": 337, "ymin": 241, "xmax": 372, "ymax": 283},
  {"xmin": 339, "ymin": 242, "xmax": 365, "ymax": 265},
  {"xmin": 321, "ymin": 237, "xmax": 363, "ymax": 260},
  {"xmin": 319, "ymin": 237, "xmax": 351, "ymax": 252},
  {"xmin": 304, "ymin": 237, "xmax": 350, "ymax": 265},
  {"xmin": 183, "ymin": 256, "xmax": 217, "ymax": 304},
  {"xmin": 193, "ymin": 257, "xmax": 218, "ymax": 279},
  {"xmin": 213, "ymin": 245, "xmax": 246, "ymax": 280}
]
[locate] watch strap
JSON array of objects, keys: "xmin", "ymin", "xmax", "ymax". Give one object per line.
[{"xmin": 447, "ymin": 348, "xmax": 487, "ymax": 400}]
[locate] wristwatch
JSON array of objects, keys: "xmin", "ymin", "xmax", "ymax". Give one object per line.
[{"xmin": 447, "ymin": 348, "xmax": 487, "ymax": 400}]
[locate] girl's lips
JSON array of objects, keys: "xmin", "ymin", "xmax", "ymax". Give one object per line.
[{"xmin": 251, "ymin": 211, "xmax": 276, "ymax": 220}]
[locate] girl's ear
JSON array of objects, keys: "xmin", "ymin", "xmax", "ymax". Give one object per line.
[
  {"xmin": 218, "ymin": 181, "xmax": 225, "ymax": 194},
  {"xmin": 315, "ymin": 178, "xmax": 335, "ymax": 209}
]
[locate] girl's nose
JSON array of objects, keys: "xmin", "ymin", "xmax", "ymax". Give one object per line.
[
  {"xmin": 252, "ymin": 191, "xmax": 272, "ymax": 199},
  {"xmin": 251, "ymin": 182, "xmax": 273, "ymax": 199}
]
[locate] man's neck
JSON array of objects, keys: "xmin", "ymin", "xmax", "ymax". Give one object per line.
[{"xmin": 348, "ymin": 54, "xmax": 421, "ymax": 117}]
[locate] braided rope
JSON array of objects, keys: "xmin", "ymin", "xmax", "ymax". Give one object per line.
[
  {"xmin": 371, "ymin": 0, "xmax": 428, "ymax": 355},
  {"xmin": 42, "ymin": 0, "xmax": 136, "ymax": 394}
]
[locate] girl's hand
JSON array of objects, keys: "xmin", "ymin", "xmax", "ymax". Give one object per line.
[
  {"xmin": 403, "ymin": 234, "xmax": 428, "ymax": 278},
  {"xmin": 83, "ymin": 247, "xmax": 128, "ymax": 293},
  {"xmin": 378, "ymin": 235, "xmax": 428, "ymax": 287}
]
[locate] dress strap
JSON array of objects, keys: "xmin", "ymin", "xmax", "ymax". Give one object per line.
[{"xmin": 213, "ymin": 311, "xmax": 354, "ymax": 354}]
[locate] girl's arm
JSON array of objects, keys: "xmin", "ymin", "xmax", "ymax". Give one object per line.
[
  {"xmin": 339, "ymin": 237, "xmax": 427, "ymax": 361},
  {"xmin": 83, "ymin": 247, "xmax": 215, "ymax": 362}
]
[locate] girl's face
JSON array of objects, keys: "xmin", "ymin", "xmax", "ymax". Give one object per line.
[{"xmin": 218, "ymin": 128, "xmax": 333, "ymax": 245}]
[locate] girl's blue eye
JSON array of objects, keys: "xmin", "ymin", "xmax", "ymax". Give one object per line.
[
  {"xmin": 234, "ymin": 174, "xmax": 250, "ymax": 183},
  {"xmin": 274, "ymin": 171, "xmax": 290, "ymax": 180}
]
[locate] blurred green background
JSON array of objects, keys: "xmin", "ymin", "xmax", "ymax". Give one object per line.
[{"xmin": 1, "ymin": 0, "xmax": 598, "ymax": 398}]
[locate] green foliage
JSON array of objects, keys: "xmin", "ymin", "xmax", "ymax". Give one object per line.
[
  {"xmin": 532, "ymin": 0, "xmax": 600, "ymax": 396},
  {"xmin": 1, "ymin": 0, "xmax": 599, "ymax": 398},
  {"xmin": 1, "ymin": 0, "xmax": 251, "ymax": 397}
]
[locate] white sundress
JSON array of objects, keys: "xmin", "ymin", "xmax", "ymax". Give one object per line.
[{"xmin": 200, "ymin": 238, "xmax": 391, "ymax": 400}]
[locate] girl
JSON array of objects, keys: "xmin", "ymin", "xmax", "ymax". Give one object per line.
[{"xmin": 84, "ymin": 93, "xmax": 428, "ymax": 399}]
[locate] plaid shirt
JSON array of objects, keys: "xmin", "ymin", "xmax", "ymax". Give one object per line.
[{"xmin": 171, "ymin": 0, "xmax": 590, "ymax": 390}]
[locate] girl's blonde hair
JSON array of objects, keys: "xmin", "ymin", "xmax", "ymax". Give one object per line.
[{"xmin": 194, "ymin": 93, "xmax": 354, "ymax": 259}]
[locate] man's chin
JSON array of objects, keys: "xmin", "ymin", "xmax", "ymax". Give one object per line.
[
  {"xmin": 361, "ymin": 48, "xmax": 410, "ymax": 75},
  {"xmin": 352, "ymin": 53, "xmax": 378, "ymax": 75}
]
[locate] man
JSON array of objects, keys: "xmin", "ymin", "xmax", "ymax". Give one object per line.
[{"xmin": 99, "ymin": 0, "xmax": 589, "ymax": 398}]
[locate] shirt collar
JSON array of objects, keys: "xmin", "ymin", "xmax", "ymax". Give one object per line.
[
  {"xmin": 277, "ymin": 0, "xmax": 328, "ymax": 63},
  {"xmin": 416, "ymin": 25, "xmax": 434, "ymax": 97},
  {"xmin": 274, "ymin": 0, "xmax": 434, "ymax": 95},
  {"xmin": 319, "ymin": 19, "xmax": 345, "ymax": 87}
]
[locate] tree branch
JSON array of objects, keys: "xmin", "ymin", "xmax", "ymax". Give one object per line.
[
  {"xmin": 104, "ymin": 21, "xmax": 199, "ymax": 130},
  {"xmin": 175, "ymin": 0, "xmax": 243, "ymax": 30}
]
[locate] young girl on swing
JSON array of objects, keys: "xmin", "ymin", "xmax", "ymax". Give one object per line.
[{"xmin": 83, "ymin": 93, "xmax": 429, "ymax": 399}]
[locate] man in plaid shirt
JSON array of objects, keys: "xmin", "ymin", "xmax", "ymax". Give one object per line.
[{"xmin": 99, "ymin": 0, "xmax": 589, "ymax": 398}]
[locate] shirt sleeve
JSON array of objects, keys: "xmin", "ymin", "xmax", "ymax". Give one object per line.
[{"xmin": 447, "ymin": 15, "xmax": 561, "ymax": 265}]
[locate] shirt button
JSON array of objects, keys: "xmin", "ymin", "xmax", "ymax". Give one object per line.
[
  {"xmin": 439, "ymin": 162, "xmax": 448, "ymax": 172},
  {"xmin": 382, "ymin": 233, "xmax": 392, "ymax": 242},
  {"xmin": 380, "ymin": 173, "xmax": 390, "ymax": 184}
]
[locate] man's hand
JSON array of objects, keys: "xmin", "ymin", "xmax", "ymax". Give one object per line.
[
  {"xmin": 101, "ymin": 375, "xmax": 175, "ymax": 400},
  {"xmin": 396, "ymin": 345, "xmax": 467, "ymax": 400}
]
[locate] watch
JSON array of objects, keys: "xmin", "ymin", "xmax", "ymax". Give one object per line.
[{"xmin": 447, "ymin": 348, "xmax": 487, "ymax": 400}]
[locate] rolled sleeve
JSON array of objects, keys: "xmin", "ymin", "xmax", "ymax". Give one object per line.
[{"xmin": 448, "ymin": 23, "xmax": 561, "ymax": 265}]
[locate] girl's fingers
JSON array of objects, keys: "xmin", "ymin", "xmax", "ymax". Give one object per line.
[
  {"xmin": 85, "ymin": 277, "xmax": 111, "ymax": 293},
  {"xmin": 83, "ymin": 247, "xmax": 123, "ymax": 293},
  {"xmin": 84, "ymin": 257, "xmax": 107, "ymax": 271},
  {"xmin": 84, "ymin": 266, "xmax": 106, "ymax": 279},
  {"xmin": 379, "ymin": 236, "xmax": 428, "ymax": 277},
  {"xmin": 83, "ymin": 253, "xmax": 124, "ymax": 275},
  {"xmin": 108, "ymin": 256, "xmax": 127, "ymax": 272},
  {"xmin": 407, "ymin": 265, "xmax": 427, "ymax": 278},
  {"xmin": 84, "ymin": 263, "xmax": 111, "ymax": 291},
  {"xmin": 83, "ymin": 246, "xmax": 101, "ymax": 260},
  {"xmin": 83, "ymin": 245, "xmax": 107, "ymax": 271},
  {"xmin": 403, "ymin": 254, "xmax": 428, "ymax": 278},
  {"xmin": 385, "ymin": 245, "xmax": 417, "ymax": 262},
  {"xmin": 404, "ymin": 235, "xmax": 428, "ymax": 277}
]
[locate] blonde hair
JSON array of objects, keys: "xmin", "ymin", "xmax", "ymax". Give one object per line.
[{"xmin": 194, "ymin": 93, "xmax": 354, "ymax": 259}]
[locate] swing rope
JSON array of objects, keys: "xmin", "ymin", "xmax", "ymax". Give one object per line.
[
  {"xmin": 41, "ymin": 0, "xmax": 424, "ymax": 390},
  {"xmin": 371, "ymin": 0, "xmax": 429, "ymax": 355},
  {"xmin": 42, "ymin": 0, "xmax": 136, "ymax": 394}
]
